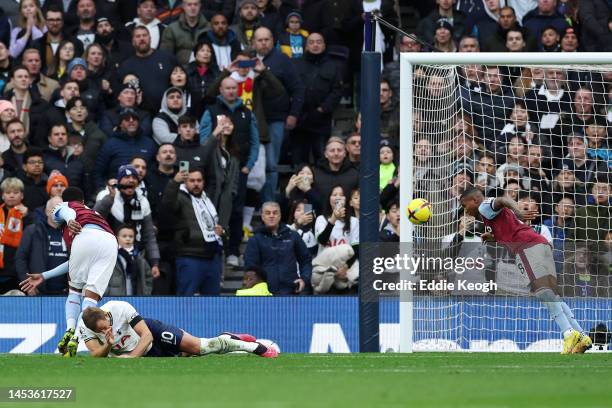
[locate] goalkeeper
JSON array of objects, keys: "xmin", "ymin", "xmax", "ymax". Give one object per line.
[{"xmin": 460, "ymin": 187, "xmax": 592, "ymax": 354}]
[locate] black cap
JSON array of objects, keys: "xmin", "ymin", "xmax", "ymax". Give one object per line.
[{"xmin": 119, "ymin": 107, "xmax": 139, "ymax": 120}]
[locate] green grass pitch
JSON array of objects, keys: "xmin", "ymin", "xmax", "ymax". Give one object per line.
[{"xmin": 1, "ymin": 353, "xmax": 611, "ymax": 408}]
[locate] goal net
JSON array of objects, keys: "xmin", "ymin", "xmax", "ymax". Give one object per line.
[{"xmin": 398, "ymin": 53, "xmax": 612, "ymax": 352}]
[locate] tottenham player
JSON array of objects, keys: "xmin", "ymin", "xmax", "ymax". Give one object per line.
[
  {"xmin": 460, "ymin": 188, "xmax": 592, "ymax": 354},
  {"xmin": 79, "ymin": 301, "xmax": 278, "ymax": 358},
  {"xmin": 20, "ymin": 187, "xmax": 118, "ymax": 357}
]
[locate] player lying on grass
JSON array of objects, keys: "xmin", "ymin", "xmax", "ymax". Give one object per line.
[
  {"xmin": 460, "ymin": 187, "xmax": 592, "ymax": 354},
  {"xmin": 20, "ymin": 187, "xmax": 118, "ymax": 357},
  {"xmin": 79, "ymin": 300, "xmax": 278, "ymax": 358}
]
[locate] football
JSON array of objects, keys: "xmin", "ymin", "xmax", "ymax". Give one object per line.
[{"xmin": 406, "ymin": 198, "xmax": 432, "ymax": 225}]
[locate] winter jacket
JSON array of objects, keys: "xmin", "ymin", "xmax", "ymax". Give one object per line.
[
  {"xmin": 312, "ymin": 158, "xmax": 359, "ymax": 208},
  {"xmin": 196, "ymin": 29, "xmax": 241, "ymax": 70},
  {"xmin": 161, "ymin": 179, "xmax": 222, "ymax": 259},
  {"xmin": 99, "ymin": 106, "xmax": 153, "ymax": 139},
  {"xmin": 380, "ymin": 100, "xmax": 400, "ymax": 140},
  {"xmin": 416, "ymin": 8, "xmax": 468, "ymax": 45},
  {"xmin": 462, "ymin": 85, "xmax": 515, "ymax": 147},
  {"xmin": 93, "ymin": 129, "xmax": 157, "ymax": 188},
  {"xmin": 105, "ymin": 250, "xmax": 153, "ymax": 296},
  {"xmin": 44, "ymin": 146, "xmax": 82, "ymax": 182},
  {"xmin": 94, "ymin": 189, "xmax": 160, "ymax": 265},
  {"xmin": 200, "ymin": 135, "xmax": 239, "ymax": 229},
  {"xmin": 579, "ymin": 0, "xmax": 612, "ymax": 52},
  {"xmin": 14, "ymin": 213, "xmax": 67, "ymax": 289},
  {"xmin": 568, "ymin": 201, "xmax": 612, "ymax": 244},
  {"xmin": 185, "ymin": 61, "xmax": 219, "ymax": 119},
  {"xmin": 230, "ymin": 20, "xmax": 261, "ymax": 49},
  {"xmin": 205, "ymin": 68, "xmax": 286, "ymax": 143},
  {"xmin": 152, "ymin": 88, "xmax": 189, "ymax": 145},
  {"xmin": 17, "ymin": 171, "xmax": 48, "ymax": 211},
  {"xmin": 244, "ymin": 223, "xmax": 312, "ymax": 295},
  {"xmin": 293, "ymin": 51, "xmax": 342, "ymax": 132},
  {"xmin": 160, "ymin": 13, "xmax": 210, "ymax": 65},
  {"xmin": 67, "ymin": 121, "xmax": 107, "ymax": 174},
  {"xmin": 261, "ymin": 48, "xmax": 305, "ymax": 122},
  {"xmin": 199, "ymin": 96, "xmax": 259, "ymax": 169},
  {"xmin": 174, "ymin": 136, "xmax": 210, "ymax": 170},
  {"xmin": 522, "ymin": 8, "xmax": 568, "ymax": 48}
]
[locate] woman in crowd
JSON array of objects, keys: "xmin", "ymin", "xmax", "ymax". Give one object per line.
[
  {"xmin": 186, "ymin": 42, "xmax": 218, "ymax": 119},
  {"xmin": 9, "ymin": 0, "xmax": 46, "ymax": 59},
  {"xmin": 282, "ymin": 164, "xmax": 322, "ymax": 220},
  {"xmin": 46, "ymin": 39, "xmax": 76, "ymax": 81},
  {"xmin": 287, "ymin": 199, "xmax": 317, "ymax": 256}
]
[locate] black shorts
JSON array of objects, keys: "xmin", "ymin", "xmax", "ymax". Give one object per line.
[{"xmin": 143, "ymin": 318, "xmax": 184, "ymax": 357}]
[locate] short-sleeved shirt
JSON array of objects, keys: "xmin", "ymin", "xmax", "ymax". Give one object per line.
[
  {"xmin": 78, "ymin": 301, "xmax": 151, "ymax": 357},
  {"xmin": 479, "ymin": 198, "xmax": 549, "ymax": 253}
]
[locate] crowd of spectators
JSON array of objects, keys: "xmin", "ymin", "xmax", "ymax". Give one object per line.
[{"xmin": 0, "ymin": 0, "xmax": 609, "ymax": 297}]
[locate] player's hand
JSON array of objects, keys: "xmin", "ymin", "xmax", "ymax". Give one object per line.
[
  {"xmin": 520, "ymin": 209, "xmax": 539, "ymax": 222},
  {"xmin": 104, "ymin": 328, "xmax": 114, "ymax": 345},
  {"xmin": 174, "ymin": 170, "xmax": 189, "ymax": 183},
  {"xmin": 480, "ymin": 232, "xmax": 495, "ymax": 242},
  {"xmin": 294, "ymin": 278, "xmax": 305, "ymax": 294},
  {"xmin": 151, "ymin": 265, "xmax": 160, "ymax": 279},
  {"xmin": 20, "ymin": 273, "xmax": 44, "ymax": 293},
  {"xmin": 26, "ymin": 287, "xmax": 39, "ymax": 296},
  {"xmin": 67, "ymin": 219, "xmax": 82, "ymax": 236}
]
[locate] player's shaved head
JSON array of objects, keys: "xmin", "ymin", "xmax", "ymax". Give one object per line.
[
  {"xmin": 82, "ymin": 307, "xmax": 107, "ymax": 332},
  {"xmin": 62, "ymin": 186, "xmax": 84, "ymax": 203},
  {"xmin": 460, "ymin": 187, "xmax": 483, "ymax": 201}
]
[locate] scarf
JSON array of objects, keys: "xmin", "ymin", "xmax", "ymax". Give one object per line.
[
  {"xmin": 0, "ymin": 205, "xmax": 25, "ymax": 269},
  {"xmin": 180, "ymin": 184, "xmax": 222, "ymax": 244},
  {"xmin": 118, "ymin": 247, "xmax": 138, "ymax": 295},
  {"xmin": 230, "ymin": 71, "xmax": 255, "ymax": 111},
  {"xmin": 107, "ymin": 190, "xmax": 151, "ymax": 242}
]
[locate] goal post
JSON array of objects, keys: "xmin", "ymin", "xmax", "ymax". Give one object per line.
[{"xmin": 398, "ymin": 52, "xmax": 612, "ymax": 353}]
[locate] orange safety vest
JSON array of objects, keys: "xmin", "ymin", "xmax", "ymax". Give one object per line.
[{"xmin": 0, "ymin": 205, "xmax": 25, "ymax": 269}]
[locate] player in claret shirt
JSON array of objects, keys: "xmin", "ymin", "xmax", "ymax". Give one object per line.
[
  {"xmin": 460, "ymin": 187, "xmax": 592, "ymax": 354},
  {"xmin": 20, "ymin": 187, "xmax": 118, "ymax": 357},
  {"xmin": 78, "ymin": 300, "xmax": 278, "ymax": 358}
]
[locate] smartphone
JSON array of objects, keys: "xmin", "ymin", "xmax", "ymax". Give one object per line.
[
  {"xmin": 303, "ymin": 203, "xmax": 313, "ymax": 214},
  {"xmin": 179, "ymin": 161, "xmax": 190, "ymax": 172},
  {"xmin": 216, "ymin": 114, "xmax": 225, "ymax": 124},
  {"xmin": 237, "ymin": 59, "xmax": 256, "ymax": 69},
  {"xmin": 335, "ymin": 199, "xmax": 343, "ymax": 210}
]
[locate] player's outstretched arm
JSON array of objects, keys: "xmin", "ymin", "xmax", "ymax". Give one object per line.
[
  {"xmin": 120, "ymin": 320, "xmax": 153, "ymax": 358},
  {"xmin": 494, "ymin": 197, "xmax": 537, "ymax": 221},
  {"xmin": 20, "ymin": 261, "xmax": 69, "ymax": 292}
]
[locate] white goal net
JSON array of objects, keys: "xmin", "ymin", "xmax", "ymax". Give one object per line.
[{"xmin": 398, "ymin": 53, "xmax": 612, "ymax": 352}]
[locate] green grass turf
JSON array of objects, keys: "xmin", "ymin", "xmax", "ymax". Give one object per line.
[{"xmin": 0, "ymin": 353, "xmax": 611, "ymax": 408}]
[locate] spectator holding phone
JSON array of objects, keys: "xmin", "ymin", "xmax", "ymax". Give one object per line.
[
  {"xmin": 287, "ymin": 199, "xmax": 317, "ymax": 256},
  {"xmin": 312, "ymin": 184, "xmax": 359, "ymax": 294},
  {"xmin": 282, "ymin": 164, "xmax": 322, "ymax": 219},
  {"xmin": 199, "ymin": 76, "xmax": 260, "ymax": 268}
]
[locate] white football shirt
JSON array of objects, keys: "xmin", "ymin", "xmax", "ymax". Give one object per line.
[{"xmin": 78, "ymin": 301, "xmax": 152, "ymax": 356}]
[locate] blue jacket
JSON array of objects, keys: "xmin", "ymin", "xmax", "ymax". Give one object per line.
[
  {"xmin": 261, "ymin": 48, "xmax": 305, "ymax": 122},
  {"xmin": 244, "ymin": 223, "xmax": 312, "ymax": 295},
  {"xmin": 93, "ymin": 129, "xmax": 157, "ymax": 188},
  {"xmin": 199, "ymin": 97, "xmax": 259, "ymax": 169}
]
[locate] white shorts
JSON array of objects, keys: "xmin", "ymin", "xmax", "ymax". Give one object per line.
[
  {"xmin": 515, "ymin": 243, "xmax": 556, "ymax": 282},
  {"xmin": 69, "ymin": 227, "xmax": 118, "ymax": 296}
]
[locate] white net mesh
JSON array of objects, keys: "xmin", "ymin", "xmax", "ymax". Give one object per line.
[{"xmin": 402, "ymin": 61, "xmax": 612, "ymax": 352}]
